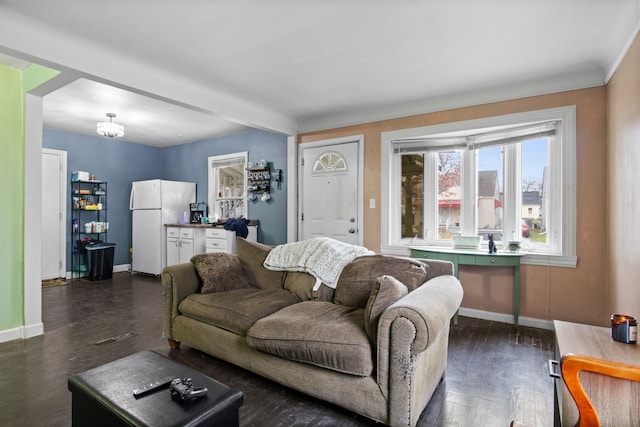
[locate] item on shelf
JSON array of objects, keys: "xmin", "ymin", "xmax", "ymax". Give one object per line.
[
  {"xmin": 71, "ymin": 180, "xmax": 107, "ymax": 278},
  {"xmin": 452, "ymin": 235, "xmax": 482, "ymax": 249},
  {"xmin": 507, "ymin": 241, "xmax": 522, "ymax": 252},
  {"xmin": 72, "ymin": 171, "xmax": 90, "ymax": 182},
  {"xmin": 247, "ymin": 164, "xmax": 271, "ymax": 200}
]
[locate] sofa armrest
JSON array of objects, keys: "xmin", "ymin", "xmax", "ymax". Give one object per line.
[
  {"xmin": 162, "ymin": 262, "xmax": 202, "ymax": 339},
  {"xmin": 376, "ymin": 275, "xmax": 463, "ymax": 395}
]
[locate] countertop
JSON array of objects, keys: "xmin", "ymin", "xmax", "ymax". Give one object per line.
[{"xmin": 165, "ymin": 219, "xmax": 258, "ymax": 228}]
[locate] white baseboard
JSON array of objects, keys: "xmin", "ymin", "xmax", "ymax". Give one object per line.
[
  {"xmin": 0, "ymin": 321, "xmax": 45, "ymax": 343},
  {"xmin": 113, "ymin": 264, "xmax": 131, "ymax": 273},
  {"xmin": 0, "ymin": 327, "xmax": 22, "ymax": 343},
  {"xmin": 458, "ymin": 307, "xmax": 554, "ymax": 330},
  {"xmin": 22, "ymin": 322, "xmax": 44, "ymax": 338},
  {"xmin": 65, "ymin": 264, "xmax": 131, "ymax": 279}
]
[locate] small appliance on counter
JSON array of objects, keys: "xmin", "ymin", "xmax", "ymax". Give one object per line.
[{"xmin": 190, "ymin": 202, "xmax": 208, "ymax": 224}]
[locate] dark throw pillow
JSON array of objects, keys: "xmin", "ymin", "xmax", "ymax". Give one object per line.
[{"xmin": 191, "ymin": 252, "xmax": 250, "ymax": 294}]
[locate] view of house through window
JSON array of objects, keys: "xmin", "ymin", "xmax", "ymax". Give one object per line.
[
  {"xmin": 521, "ymin": 138, "xmax": 549, "ymax": 248},
  {"xmin": 477, "ymin": 146, "xmax": 504, "ymax": 241},
  {"xmin": 383, "ymin": 106, "xmax": 576, "ymax": 265},
  {"xmin": 395, "ymin": 125, "xmax": 551, "ymax": 248}
]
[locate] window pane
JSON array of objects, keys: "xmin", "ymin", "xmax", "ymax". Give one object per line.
[
  {"xmin": 401, "ymin": 155, "xmax": 424, "ymax": 238},
  {"xmin": 477, "ymin": 146, "xmax": 503, "ymax": 241},
  {"xmin": 437, "ymin": 152, "xmax": 461, "ymax": 239},
  {"xmin": 522, "ymin": 138, "xmax": 549, "ymax": 248}
]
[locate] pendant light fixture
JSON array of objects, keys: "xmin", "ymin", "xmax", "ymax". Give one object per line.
[{"xmin": 97, "ymin": 113, "xmax": 124, "ymax": 138}]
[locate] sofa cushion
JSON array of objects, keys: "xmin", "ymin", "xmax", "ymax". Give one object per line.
[
  {"xmin": 246, "ymin": 301, "xmax": 373, "ymax": 376},
  {"xmin": 236, "ymin": 238, "xmax": 285, "ymax": 290},
  {"xmin": 364, "ymin": 275, "xmax": 408, "ymax": 343},
  {"xmin": 334, "ymin": 255, "xmax": 427, "ymax": 308},
  {"xmin": 178, "ymin": 288, "xmax": 301, "ymax": 336},
  {"xmin": 190, "ymin": 253, "xmax": 250, "ymax": 294}
]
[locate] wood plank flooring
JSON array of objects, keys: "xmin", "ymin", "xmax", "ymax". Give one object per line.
[{"xmin": 0, "ymin": 273, "xmax": 555, "ymax": 426}]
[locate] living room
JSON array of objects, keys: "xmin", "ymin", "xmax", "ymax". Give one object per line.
[{"xmin": 1, "ymin": 2, "xmax": 639, "ymax": 426}]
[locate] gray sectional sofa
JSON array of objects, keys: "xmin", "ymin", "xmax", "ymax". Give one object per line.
[{"xmin": 162, "ymin": 238, "xmax": 463, "ymax": 427}]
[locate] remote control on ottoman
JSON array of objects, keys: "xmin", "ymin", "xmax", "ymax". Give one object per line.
[{"xmin": 68, "ymin": 350, "xmax": 243, "ymax": 427}]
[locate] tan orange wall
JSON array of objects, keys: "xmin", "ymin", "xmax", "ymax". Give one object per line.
[
  {"xmin": 607, "ymin": 32, "xmax": 640, "ymax": 319},
  {"xmin": 300, "ymin": 87, "xmax": 609, "ymax": 326}
]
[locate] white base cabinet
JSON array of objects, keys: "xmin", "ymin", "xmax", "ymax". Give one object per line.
[
  {"xmin": 206, "ymin": 225, "xmax": 257, "ymax": 254},
  {"xmin": 166, "ymin": 227, "xmax": 206, "ymax": 266}
]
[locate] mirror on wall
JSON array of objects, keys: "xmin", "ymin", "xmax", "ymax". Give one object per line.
[{"xmin": 208, "ymin": 152, "xmax": 248, "ymax": 220}]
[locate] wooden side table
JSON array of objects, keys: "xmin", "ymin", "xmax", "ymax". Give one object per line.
[
  {"xmin": 411, "ymin": 246, "xmax": 525, "ymax": 325},
  {"xmin": 553, "ymin": 320, "xmax": 640, "ymax": 426}
]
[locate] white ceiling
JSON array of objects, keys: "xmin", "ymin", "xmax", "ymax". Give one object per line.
[{"xmin": 0, "ymin": 1, "xmax": 638, "ymax": 147}]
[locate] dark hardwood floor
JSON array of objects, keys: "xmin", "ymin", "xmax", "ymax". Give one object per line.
[{"xmin": 0, "ymin": 273, "xmax": 555, "ymax": 426}]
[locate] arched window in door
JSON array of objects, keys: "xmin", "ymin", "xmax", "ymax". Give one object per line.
[{"xmin": 312, "ymin": 151, "xmax": 347, "ymax": 173}]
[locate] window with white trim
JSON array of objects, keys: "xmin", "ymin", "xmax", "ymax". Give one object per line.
[{"xmin": 381, "ymin": 107, "xmax": 577, "ymax": 267}]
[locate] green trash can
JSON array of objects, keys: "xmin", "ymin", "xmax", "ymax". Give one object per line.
[{"xmin": 86, "ymin": 243, "xmax": 116, "ymax": 281}]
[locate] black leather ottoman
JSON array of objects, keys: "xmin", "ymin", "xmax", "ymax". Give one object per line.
[{"xmin": 68, "ymin": 350, "xmax": 243, "ymax": 426}]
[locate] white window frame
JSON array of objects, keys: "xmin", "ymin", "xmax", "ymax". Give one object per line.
[
  {"xmin": 208, "ymin": 151, "xmax": 248, "ymax": 219},
  {"xmin": 381, "ymin": 106, "xmax": 577, "ymax": 268}
]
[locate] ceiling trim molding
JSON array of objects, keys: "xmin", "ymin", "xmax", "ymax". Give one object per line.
[
  {"xmin": 605, "ymin": 14, "xmax": 640, "ymax": 83},
  {"xmin": 297, "ymin": 66, "xmax": 605, "ymax": 134}
]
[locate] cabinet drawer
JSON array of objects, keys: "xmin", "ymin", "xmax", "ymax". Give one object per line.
[
  {"xmin": 458, "ymin": 254, "xmax": 476, "ymax": 264},
  {"xmin": 474, "ymin": 256, "xmax": 518, "ymax": 266},
  {"xmin": 166, "ymin": 227, "xmax": 180, "ymax": 238},
  {"xmin": 179, "ymin": 228, "xmax": 194, "ymax": 239},
  {"xmin": 206, "ymin": 238, "xmax": 228, "ymax": 251},
  {"xmin": 206, "ymin": 228, "xmax": 228, "ymax": 239}
]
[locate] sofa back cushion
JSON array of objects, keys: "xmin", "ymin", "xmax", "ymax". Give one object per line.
[
  {"xmin": 246, "ymin": 301, "xmax": 373, "ymax": 376},
  {"xmin": 283, "ymin": 271, "xmax": 335, "ymax": 302},
  {"xmin": 364, "ymin": 275, "xmax": 408, "ymax": 343},
  {"xmin": 334, "ymin": 255, "xmax": 427, "ymax": 308},
  {"xmin": 236, "ymin": 238, "xmax": 285, "ymax": 290},
  {"xmin": 191, "ymin": 253, "xmax": 250, "ymax": 294}
]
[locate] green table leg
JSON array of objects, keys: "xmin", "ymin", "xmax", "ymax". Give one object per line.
[
  {"xmin": 514, "ymin": 265, "xmax": 520, "ymax": 327},
  {"xmin": 453, "ymin": 256, "xmax": 459, "ymax": 325}
]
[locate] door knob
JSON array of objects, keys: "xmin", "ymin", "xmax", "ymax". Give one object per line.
[
  {"xmin": 348, "ymin": 228, "xmax": 356, "ymax": 234},
  {"xmin": 350, "ymin": 217, "xmax": 355, "ymax": 223}
]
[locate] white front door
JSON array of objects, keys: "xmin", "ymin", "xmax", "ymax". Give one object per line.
[
  {"xmin": 301, "ymin": 141, "xmax": 360, "ymax": 245},
  {"xmin": 41, "ymin": 149, "xmax": 66, "ymax": 280}
]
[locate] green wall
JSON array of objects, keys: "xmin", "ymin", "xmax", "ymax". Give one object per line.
[
  {"xmin": 0, "ymin": 65, "xmax": 25, "ymax": 331},
  {"xmin": 0, "ymin": 64, "xmax": 59, "ymax": 334}
]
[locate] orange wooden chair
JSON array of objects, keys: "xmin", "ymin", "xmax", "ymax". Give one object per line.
[{"xmin": 560, "ymin": 353, "xmax": 640, "ymax": 427}]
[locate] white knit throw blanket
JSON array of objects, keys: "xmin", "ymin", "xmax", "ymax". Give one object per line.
[{"xmin": 263, "ymin": 237, "xmax": 374, "ymax": 290}]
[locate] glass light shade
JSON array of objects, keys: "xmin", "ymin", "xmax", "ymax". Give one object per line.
[{"xmin": 97, "ymin": 121, "xmax": 124, "ymax": 138}]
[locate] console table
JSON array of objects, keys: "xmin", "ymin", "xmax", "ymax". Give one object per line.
[{"xmin": 410, "ymin": 246, "xmax": 525, "ymax": 326}]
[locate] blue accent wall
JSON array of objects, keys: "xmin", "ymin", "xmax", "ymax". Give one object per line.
[
  {"xmin": 43, "ymin": 128, "xmax": 163, "ymax": 269},
  {"xmin": 162, "ymin": 130, "xmax": 288, "ymax": 245},
  {"xmin": 43, "ymin": 128, "xmax": 288, "ymax": 271}
]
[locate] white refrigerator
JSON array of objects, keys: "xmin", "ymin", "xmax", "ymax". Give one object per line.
[{"xmin": 130, "ymin": 179, "xmax": 196, "ymax": 275}]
